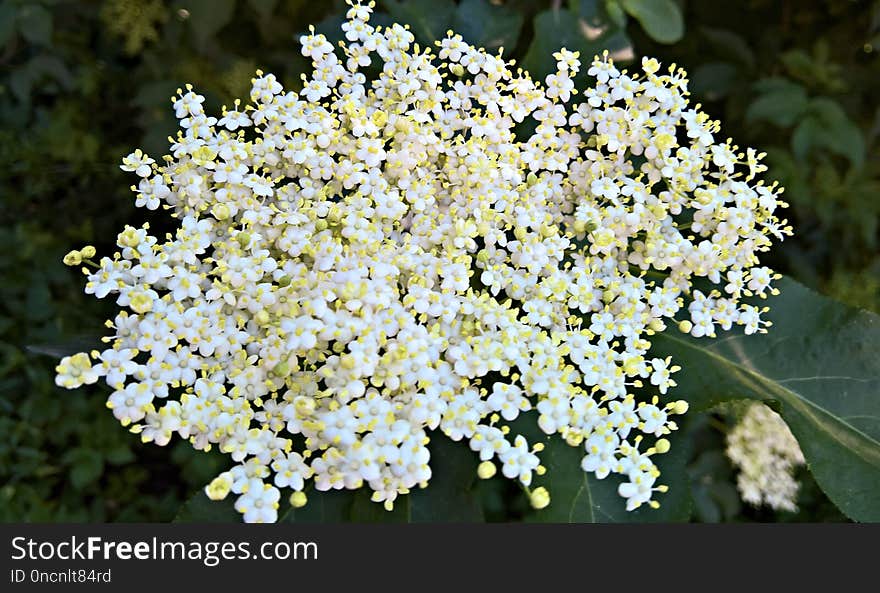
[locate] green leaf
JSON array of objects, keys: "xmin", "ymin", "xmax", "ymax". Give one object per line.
[
  {"xmin": 603, "ymin": 0, "xmax": 627, "ymax": 29},
  {"xmin": 791, "ymin": 116, "xmax": 822, "ymax": 162},
  {"xmin": 578, "ymin": 0, "xmax": 602, "ymax": 23},
  {"xmin": 17, "ymin": 4, "xmax": 52, "ymax": 46},
  {"xmin": 349, "ymin": 434, "xmax": 484, "ymax": 522},
  {"xmin": 651, "ymin": 277, "xmax": 880, "ymax": 522},
  {"xmin": 179, "ymin": 0, "xmax": 237, "ymax": 49},
  {"xmin": 174, "ymin": 490, "xmax": 240, "ymax": 522},
  {"xmin": 699, "ymin": 27, "xmax": 755, "ymax": 70},
  {"xmin": 381, "ymin": 0, "xmax": 456, "ymax": 45},
  {"xmin": 620, "ymin": 0, "xmax": 683, "ymax": 44},
  {"xmin": 746, "ymin": 78, "xmax": 808, "ymax": 128},
  {"xmin": 0, "ymin": 2, "xmax": 17, "ymax": 46},
  {"xmin": 690, "ymin": 62, "xmax": 739, "ymax": 101},
  {"xmin": 68, "ymin": 450, "xmax": 104, "ymax": 490},
  {"xmin": 452, "ymin": 0, "xmax": 524, "ymax": 51},
  {"xmin": 806, "ymin": 97, "xmax": 865, "ymax": 168},
  {"xmin": 511, "ymin": 411, "xmax": 692, "ymax": 522},
  {"xmin": 523, "ymin": 8, "xmax": 631, "ymax": 81}
]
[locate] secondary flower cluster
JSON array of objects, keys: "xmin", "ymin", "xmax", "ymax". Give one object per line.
[
  {"xmin": 56, "ymin": 1, "xmax": 790, "ymax": 521},
  {"xmin": 727, "ymin": 402, "xmax": 805, "ymax": 511}
]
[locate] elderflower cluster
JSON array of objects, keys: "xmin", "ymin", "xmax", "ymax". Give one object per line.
[
  {"xmin": 726, "ymin": 403, "xmax": 805, "ymax": 512},
  {"xmin": 55, "ymin": 1, "xmax": 790, "ymax": 521}
]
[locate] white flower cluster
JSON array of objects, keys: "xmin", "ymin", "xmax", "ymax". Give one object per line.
[
  {"xmin": 55, "ymin": 1, "xmax": 790, "ymax": 521},
  {"xmin": 726, "ymin": 403, "xmax": 805, "ymax": 512}
]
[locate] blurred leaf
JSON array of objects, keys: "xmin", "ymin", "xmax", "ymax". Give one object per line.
[
  {"xmin": 17, "ymin": 4, "xmax": 52, "ymax": 46},
  {"xmin": 382, "ymin": 0, "xmax": 456, "ymax": 44},
  {"xmin": 620, "ymin": 0, "xmax": 683, "ymax": 44},
  {"xmin": 578, "ymin": 0, "xmax": 602, "ymax": 23},
  {"xmin": 746, "ymin": 78, "xmax": 808, "ymax": 127},
  {"xmin": 68, "ymin": 449, "xmax": 104, "ymax": 490},
  {"xmin": 179, "ymin": 0, "xmax": 237, "ymax": 49},
  {"xmin": 603, "ymin": 0, "xmax": 627, "ymax": 28},
  {"xmin": 453, "ymin": 0, "xmax": 524, "ymax": 51},
  {"xmin": 690, "ymin": 61, "xmax": 739, "ymax": 101},
  {"xmin": 699, "ymin": 26, "xmax": 755, "ymax": 70},
  {"xmin": 791, "ymin": 116, "xmax": 822, "ymax": 162},
  {"xmin": 651, "ymin": 277, "xmax": 880, "ymax": 522},
  {"xmin": 0, "ymin": 2, "xmax": 16, "ymax": 46},
  {"xmin": 105, "ymin": 446, "xmax": 135, "ymax": 466},
  {"xmin": 806, "ymin": 97, "xmax": 865, "ymax": 168}
]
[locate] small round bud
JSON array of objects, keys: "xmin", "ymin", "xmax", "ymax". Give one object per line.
[
  {"xmin": 63, "ymin": 250, "xmax": 82, "ymax": 266},
  {"xmin": 654, "ymin": 438, "xmax": 671, "ymax": 454},
  {"xmin": 80, "ymin": 245, "xmax": 97, "ymax": 258},
  {"xmin": 273, "ymin": 361, "xmax": 291, "ymax": 378},
  {"xmin": 477, "ymin": 461, "xmax": 496, "ymax": 479},
  {"xmin": 290, "ymin": 491, "xmax": 308, "ymax": 508},
  {"xmin": 211, "ymin": 203, "xmax": 231, "ymax": 220},
  {"xmin": 529, "ymin": 487, "xmax": 551, "ymax": 510}
]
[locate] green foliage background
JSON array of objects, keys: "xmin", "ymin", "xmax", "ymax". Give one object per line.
[{"xmin": 0, "ymin": 0, "xmax": 876, "ymax": 522}]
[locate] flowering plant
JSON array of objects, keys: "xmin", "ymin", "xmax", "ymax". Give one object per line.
[{"xmin": 55, "ymin": 0, "xmax": 850, "ymax": 524}]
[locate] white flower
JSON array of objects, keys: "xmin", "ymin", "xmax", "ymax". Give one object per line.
[
  {"xmin": 618, "ymin": 470, "xmax": 657, "ymax": 511},
  {"xmin": 234, "ymin": 480, "xmax": 281, "ymax": 523},
  {"xmin": 648, "ymin": 357, "xmax": 679, "ymax": 395},
  {"xmin": 55, "ymin": 353, "xmax": 100, "ymax": 388},
  {"xmin": 499, "ymin": 436, "xmax": 541, "ymax": 486},
  {"xmin": 120, "ymin": 149, "xmax": 155, "ymax": 177},
  {"xmin": 726, "ymin": 403, "xmax": 805, "ymax": 512}
]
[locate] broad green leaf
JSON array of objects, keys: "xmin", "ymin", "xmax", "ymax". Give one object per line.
[
  {"xmin": 178, "ymin": 0, "xmax": 237, "ymax": 49},
  {"xmin": 509, "ymin": 411, "xmax": 692, "ymax": 522},
  {"xmin": 452, "ymin": 0, "xmax": 524, "ymax": 51},
  {"xmin": 174, "ymin": 490, "xmax": 240, "ymax": 522},
  {"xmin": 620, "ymin": 0, "xmax": 683, "ymax": 44},
  {"xmin": 349, "ymin": 434, "xmax": 484, "ymax": 522},
  {"xmin": 523, "ymin": 8, "xmax": 631, "ymax": 81},
  {"xmin": 651, "ymin": 277, "xmax": 880, "ymax": 522},
  {"xmin": 17, "ymin": 4, "xmax": 52, "ymax": 46},
  {"xmin": 746, "ymin": 78, "xmax": 808, "ymax": 128},
  {"xmin": 381, "ymin": 0, "xmax": 456, "ymax": 45}
]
